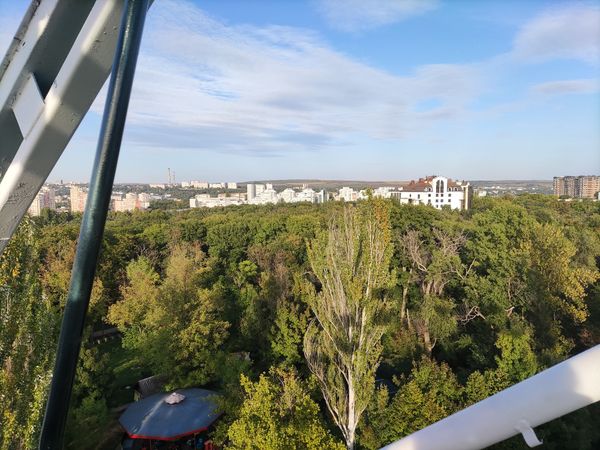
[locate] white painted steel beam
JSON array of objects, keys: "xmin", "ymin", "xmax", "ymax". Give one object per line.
[
  {"xmin": 380, "ymin": 344, "xmax": 600, "ymax": 450},
  {"xmin": 12, "ymin": 74, "xmax": 45, "ymax": 138},
  {"xmin": 0, "ymin": 0, "xmax": 126, "ymax": 253},
  {"xmin": 0, "ymin": 0, "xmax": 95, "ymax": 176}
]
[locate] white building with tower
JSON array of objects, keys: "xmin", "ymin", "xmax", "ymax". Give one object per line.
[{"xmin": 389, "ymin": 176, "xmax": 471, "ymax": 210}]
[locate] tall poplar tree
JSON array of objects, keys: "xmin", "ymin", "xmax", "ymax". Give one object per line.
[{"xmin": 304, "ymin": 201, "xmax": 393, "ymax": 450}]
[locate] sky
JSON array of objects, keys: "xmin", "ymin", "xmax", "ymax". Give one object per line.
[{"xmin": 0, "ymin": 0, "xmax": 599, "ymax": 183}]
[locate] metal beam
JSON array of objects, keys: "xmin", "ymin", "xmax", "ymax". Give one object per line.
[
  {"xmin": 39, "ymin": 0, "xmax": 148, "ymax": 447},
  {"xmin": 380, "ymin": 344, "xmax": 600, "ymax": 450},
  {"xmin": 0, "ymin": 0, "xmax": 124, "ymax": 254}
]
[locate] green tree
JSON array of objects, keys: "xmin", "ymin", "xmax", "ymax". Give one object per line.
[
  {"xmin": 525, "ymin": 222, "xmax": 599, "ymax": 324},
  {"xmin": 270, "ymin": 273, "xmax": 312, "ymax": 366},
  {"xmin": 108, "ymin": 245, "xmax": 230, "ymax": 387},
  {"xmin": 400, "ymin": 228, "xmax": 466, "ymax": 353},
  {"xmin": 359, "ymin": 358, "xmax": 463, "ymax": 449},
  {"xmin": 304, "ymin": 201, "xmax": 394, "ymax": 450},
  {"xmin": 227, "ymin": 368, "xmax": 344, "ymax": 450},
  {"xmin": 0, "ymin": 220, "xmax": 59, "ymax": 449}
]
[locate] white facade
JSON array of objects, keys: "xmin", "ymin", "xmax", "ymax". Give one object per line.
[
  {"xmin": 190, "ymin": 194, "xmax": 244, "ymax": 208},
  {"xmin": 253, "ymin": 186, "xmax": 278, "ymax": 204},
  {"xmin": 246, "ymin": 183, "xmax": 256, "ymax": 201},
  {"xmin": 227, "ymin": 182, "xmax": 238, "ymax": 189},
  {"xmin": 389, "ymin": 176, "xmax": 470, "ymax": 210},
  {"xmin": 237, "ymin": 184, "xmax": 327, "ymax": 206},
  {"xmin": 279, "ymin": 188, "xmax": 296, "ymax": 203},
  {"xmin": 373, "ymin": 186, "xmax": 395, "ymax": 199},
  {"xmin": 338, "ymin": 187, "xmax": 356, "ymax": 202}
]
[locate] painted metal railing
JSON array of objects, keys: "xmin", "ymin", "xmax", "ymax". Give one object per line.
[{"xmin": 380, "ymin": 344, "xmax": 600, "ymax": 450}]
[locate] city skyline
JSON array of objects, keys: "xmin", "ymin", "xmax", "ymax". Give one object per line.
[{"xmin": 1, "ymin": 0, "xmax": 599, "ymax": 183}]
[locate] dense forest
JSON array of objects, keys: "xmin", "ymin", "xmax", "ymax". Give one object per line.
[{"xmin": 1, "ymin": 194, "xmax": 599, "ymax": 449}]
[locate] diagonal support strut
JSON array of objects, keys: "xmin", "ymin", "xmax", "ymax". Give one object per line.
[{"xmin": 38, "ymin": 0, "xmax": 149, "ymax": 447}]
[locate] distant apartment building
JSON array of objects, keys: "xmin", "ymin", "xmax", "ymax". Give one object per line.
[
  {"xmin": 338, "ymin": 186, "xmax": 359, "ymax": 202},
  {"xmin": 28, "ymin": 186, "xmax": 56, "ymax": 216},
  {"xmin": 70, "ymin": 185, "xmax": 88, "ymax": 212},
  {"xmin": 190, "ymin": 194, "xmax": 244, "ymax": 208},
  {"xmin": 246, "ymin": 183, "xmax": 256, "ymax": 201},
  {"xmin": 227, "ymin": 182, "xmax": 238, "ymax": 189},
  {"xmin": 113, "ymin": 193, "xmax": 137, "ymax": 212},
  {"xmin": 553, "ymin": 176, "xmax": 600, "ymax": 198},
  {"xmin": 254, "ymin": 184, "xmax": 278, "ymax": 204},
  {"xmin": 192, "ymin": 181, "xmax": 209, "ymax": 189},
  {"xmin": 113, "ymin": 192, "xmax": 151, "ymax": 212},
  {"xmin": 242, "ymin": 183, "xmax": 326, "ymax": 206},
  {"xmin": 580, "ymin": 176, "xmax": 600, "ymax": 198}
]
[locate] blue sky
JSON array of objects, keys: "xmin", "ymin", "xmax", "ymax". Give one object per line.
[{"xmin": 1, "ymin": 0, "xmax": 599, "ymax": 183}]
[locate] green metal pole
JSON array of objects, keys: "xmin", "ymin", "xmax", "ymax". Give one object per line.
[{"xmin": 39, "ymin": 0, "xmax": 148, "ymax": 447}]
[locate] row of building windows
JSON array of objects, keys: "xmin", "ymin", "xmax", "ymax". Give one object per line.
[
  {"xmin": 424, "ymin": 185, "xmax": 462, "ymax": 193},
  {"xmin": 413, "ymin": 193, "xmax": 453, "ymax": 198}
]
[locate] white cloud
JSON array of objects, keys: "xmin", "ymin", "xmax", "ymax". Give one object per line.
[
  {"xmin": 513, "ymin": 4, "xmax": 600, "ymax": 64},
  {"xmin": 314, "ymin": 0, "xmax": 437, "ymax": 32},
  {"xmin": 532, "ymin": 79, "xmax": 600, "ymax": 95},
  {"xmin": 110, "ymin": 0, "xmax": 477, "ymax": 156}
]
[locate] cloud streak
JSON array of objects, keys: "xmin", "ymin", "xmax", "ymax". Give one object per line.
[
  {"xmin": 512, "ymin": 4, "xmax": 600, "ymax": 65},
  {"xmin": 314, "ymin": 0, "xmax": 437, "ymax": 32},
  {"xmin": 532, "ymin": 78, "xmax": 600, "ymax": 96}
]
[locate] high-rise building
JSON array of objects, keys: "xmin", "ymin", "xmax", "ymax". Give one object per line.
[
  {"xmin": 28, "ymin": 186, "xmax": 56, "ymax": 216},
  {"xmin": 553, "ymin": 176, "xmax": 600, "ymax": 198},
  {"xmin": 580, "ymin": 176, "xmax": 600, "ymax": 198},
  {"xmin": 227, "ymin": 182, "xmax": 238, "ymax": 189},
  {"xmin": 246, "ymin": 183, "xmax": 256, "ymax": 201},
  {"xmin": 70, "ymin": 185, "xmax": 88, "ymax": 212}
]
